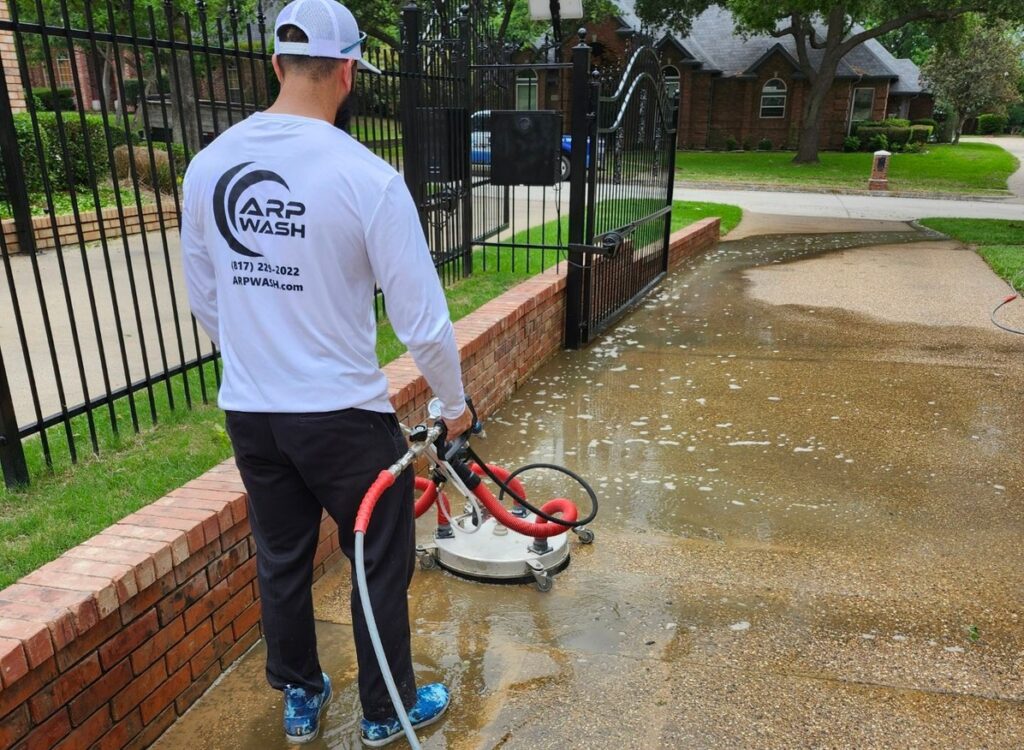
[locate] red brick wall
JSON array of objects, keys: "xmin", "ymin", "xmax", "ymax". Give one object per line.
[
  {"xmin": 907, "ymin": 95, "xmax": 934, "ymax": 121},
  {"xmin": 1, "ymin": 202, "xmax": 180, "ymax": 255},
  {"xmin": 700, "ymin": 63, "xmax": 889, "ymax": 151},
  {"xmin": 0, "ymin": 0, "xmax": 26, "ymax": 113},
  {"xmin": 0, "ymin": 219, "xmax": 719, "ymax": 749}
]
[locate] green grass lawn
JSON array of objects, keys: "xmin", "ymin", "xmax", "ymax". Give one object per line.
[
  {"xmin": 918, "ymin": 218, "xmax": 1024, "ymax": 288},
  {"xmin": 1, "ymin": 186, "xmax": 145, "ymax": 218},
  {"xmin": 676, "ymin": 143, "xmax": 1018, "ymax": 196},
  {"xmin": 0, "ymin": 199, "xmax": 740, "ymax": 588}
]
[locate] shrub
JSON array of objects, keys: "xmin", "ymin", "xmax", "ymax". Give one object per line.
[
  {"xmin": 32, "ymin": 112, "xmax": 135, "ymax": 189},
  {"xmin": 866, "ymin": 133, "xmax": 889, "ymax": 152},
  {"xmin": 114, "ymin": 145, "xmax": 174, "ymax": 193},
  {"xmin": 1009, "ymin": 103, "xmax": 1024, "ymax": 129},
  {"xmin": 879, "ymin": 117, "xmax": 911, "ymax": 127},
  {"xmin": 977, "ymin": 113, "xmax": 1009, "ymax": 135},
  {"xmin": 36, "ymin": 87, "xmax": 75, "ymax": 112},
  {"xmin": 842, "ymin": 135, "xmax": 860, "ymax": 152},
  {"xmin": 908, "ymin": 125, "xmax": 932, "ymax": 143},
  {"xmin": 849, "ymin": 119, "xmax": 873, "ymax": 136},
  {"xmin": 903, "ymin": 141, "xmax": 925, "ymax": 153},
  {"xmin": 757, "ymin": 138, "xmax": 773, "ymax": 151},
  {"xmin": 856, "ymin": 125, "xmax": 915, "ymax": 150},
  {"xmin": 887, "ymin": 126, "xmax": 911, "ymax": 145},
  {"xmin": 123, "ymin": 79, "xmax": 144, "ymax": 108},
  {"xmin": 0, "ymin": 113, "xmax": 50, "ymax": 198},
  {"xmin": 911, "ymin": 118, "xmax": 938, "ymax": 129},
  {"xmin": 724, "ymin": 136, "xmax": 738, "ymax": 151},
  {"xmin": 742, "ymin": 136, "xmax": 756, "ymax": 151}
]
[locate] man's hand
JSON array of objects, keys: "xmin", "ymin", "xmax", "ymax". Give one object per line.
[{"xmin": 442, "ymin": 407, "xmax": 473, "ymax": 439}]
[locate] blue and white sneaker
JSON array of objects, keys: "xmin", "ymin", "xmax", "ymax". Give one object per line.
[
  {"xmin": 360, "ymin": 683, "xmax": 450, "ymax": 747},
  {"xmin": 284, "ymin": 672, "xmax": 333, "ymax": 744}
]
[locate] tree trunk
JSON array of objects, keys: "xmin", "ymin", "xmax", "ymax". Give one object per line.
[
  {"xmin": 793, "ymin": 67, "xmax": 837, "ymax": 164},
  {"xmin": 166, "ymin": 49, "xmax": 201, "ymax": 153},
  {"xmin": 101, "ymin": 44, "xmax": 114, "ymax": 113},
  {"xmin": 951, "ymin": 112, "xmax": 962, "ymax": 145}
]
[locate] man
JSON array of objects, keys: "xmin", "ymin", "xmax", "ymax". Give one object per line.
[{"xmin": 180, "ymin": 0, "xmax": 471, "ymax": 744}]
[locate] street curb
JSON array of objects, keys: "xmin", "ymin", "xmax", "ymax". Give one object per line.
[{"xmin": 674, "ymin": 180, "xmax": 1016, "ymax": 204}]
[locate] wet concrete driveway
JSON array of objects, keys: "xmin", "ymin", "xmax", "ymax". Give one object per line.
[{"xmin": 158, "ymin": 224, "xmax": 1023, "ymax": 749}]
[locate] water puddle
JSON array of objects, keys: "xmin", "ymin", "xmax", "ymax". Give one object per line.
[{"xmin": 159, "ymin": 229, "xmax": 1024, "ymax": 748}]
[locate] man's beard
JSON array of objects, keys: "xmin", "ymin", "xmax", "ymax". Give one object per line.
[{"xmin": 334, "ymin": 88, "xmax": 354, "ymax": 132}]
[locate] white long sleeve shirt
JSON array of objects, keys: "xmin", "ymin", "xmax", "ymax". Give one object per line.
[{"xmin": 180, "ymin": 112, "xmax": 466, "ymax": 419}]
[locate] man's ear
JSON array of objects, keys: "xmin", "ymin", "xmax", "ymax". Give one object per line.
[
  {"xmin": 271, "ymin": 54, "xmax": 285, "ymax": 84},
  {"xmin": 337, "ymin": 58, "xmax": 356, "ymax": 94}
]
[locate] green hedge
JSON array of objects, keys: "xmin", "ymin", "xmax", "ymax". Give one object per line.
[
  {"xmin": 0, "ymin": 113, "xmax": 136, "ymax": 199},
  {"xmin": 1009, "ymin": 104, "xmax": 1024, "ymax": 129},
  {"xmin": 0, "ymin": 114, "xmax": 50, "ymax": 199},
  {"xmin": 855, "ymin": 123, "xmax": 930, "ymax": 151},
  {"xmin": 977, "ymin": 113, "xmax": 1009, "ymax": 135},
  {"xmin": 909, "ymin": 125, "xmax": 932, "ymax": 143},
  {"xmin": 36, "ymin": 87, "xmax": 75, "ymax": 112}
]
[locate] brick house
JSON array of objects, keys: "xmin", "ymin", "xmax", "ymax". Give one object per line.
[{"xmin": 523, "ymin": 4, "xmax": 932, "ymax": 150}]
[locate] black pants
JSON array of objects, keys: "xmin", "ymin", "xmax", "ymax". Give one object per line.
[{"xmin": 225, "ymin": 408, "xmax": 417, "ymax": 721}]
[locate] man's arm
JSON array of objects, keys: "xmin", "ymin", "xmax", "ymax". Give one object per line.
[
  {"xmin": 365, "ymin": 176, "xmax": 466, "ymax": 420},
  {"xmin": 180, "ymin": 173, "xmax": 220, "ymax": 348}
]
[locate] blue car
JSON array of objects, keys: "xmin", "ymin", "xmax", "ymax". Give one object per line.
[{"xmin": 470, "ymin": 110, "xmax": 600, "ymax": 181}]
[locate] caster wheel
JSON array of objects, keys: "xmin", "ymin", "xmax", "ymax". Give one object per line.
[
  {"xmin": 416, "ymin": 547, "xmax": 438, "ymax": 570},
  {"xmin": 575, "ymin": 528, "xmax": 595, "ymax": 545},
  {"xmin": 533, "ymin": 575, "xmax": 553, "ymax": 593}
]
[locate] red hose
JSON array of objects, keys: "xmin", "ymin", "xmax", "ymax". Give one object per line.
[
  {"xmin": 412, "ymin": 464, "xmax": 578, "ymax": 537},
  {"xmin": 469, "ymin": 463, "xmax": 527, "ymax": 507},
  {"xmin": 414, "ymin": 476, "xmax": 436, "ymax": 518},
  {"xmin": 355, "ymin": 470, "xmax": 396, "ymax": 534},
  {"xmin": 414, "ymin": 476, "xmax": 451, "ymax": 525},
  {"xmin": 471, "ymin": 483, "xmax": 577, "ymax": 538}
]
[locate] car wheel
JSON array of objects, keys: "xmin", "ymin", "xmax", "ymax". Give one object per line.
[{"xmin": 560, "ymin": 155, "xmax": 571, "ymax": 181}]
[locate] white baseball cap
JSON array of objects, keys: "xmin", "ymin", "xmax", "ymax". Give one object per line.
[{"xmin": 274, "ymin": 0, "xmax": 381, "ymax": 74}]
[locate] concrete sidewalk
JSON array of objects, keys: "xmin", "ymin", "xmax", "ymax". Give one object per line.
[
  {"xmin": 156, "ymin": 221, "xmax": 1024, "ymax": 749},
  {"xmin": 961, "ymin": 135, "xmax": 1024, "ymax": 202},
  {"xmin": 675, "ymin": 186, "xmax": 1024, "ymax": 222}
]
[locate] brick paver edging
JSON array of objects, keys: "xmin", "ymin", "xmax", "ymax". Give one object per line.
[
  {"xmin": 0, "ymin": 217, "xmax": 718, "ymax": 749},
  {"xmin": 1, "ymin": 203, "xmax": 180, "ymax": 256}
]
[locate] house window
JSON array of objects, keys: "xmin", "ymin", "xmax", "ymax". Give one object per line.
[
  {"xmin": 55, "ymin": 54, "xmax": 74, "ymax": 89},
  {"xmin": 759, "ymin": 78, "xmax": 787, "ymax": 118},
  {"xmin": 850, "ymin": 87, "xmax": 874, "ymax": 124},
  {"xmin": 663, "ymin": 65, "xmax": 680, "ymax": 101},
  {"xmin": 227, "ymin": 64, "xmax": 241, "ymax": 103},
  {"xmin": 516, "ymin": 70, "xmax": 537, "ymax": 111}
]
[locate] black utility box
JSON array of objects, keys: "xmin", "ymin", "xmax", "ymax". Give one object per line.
[
  {"xmin": 416, "ymin": 107, "xmax": 469, "ymax": 182},
  {"xmin": 490, "ymin": 110, "xmax": 563, "ymax": 186}
]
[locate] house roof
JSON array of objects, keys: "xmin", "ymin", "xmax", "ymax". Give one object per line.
[{"xmin": 615, "ymin": 3, "xmax": 927, "ymax": 92}]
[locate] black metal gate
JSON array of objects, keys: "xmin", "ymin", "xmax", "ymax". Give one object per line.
[
  {"xmin": 0, "ymin": 0, "xmax": 678, "ymax": 487},
  {"xmin": 564, "ymin": 45, "xmax": 680, "ymax": 348}
]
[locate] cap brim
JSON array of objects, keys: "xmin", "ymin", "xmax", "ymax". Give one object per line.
[{"xmin": 356, "ymin": 58, "xmax": 381, "ymax": 75}]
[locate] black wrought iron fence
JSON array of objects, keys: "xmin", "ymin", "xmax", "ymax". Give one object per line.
[
  {"xmin": 0, "ymin": 0, "xmax": 682, "ymax": 488},
  {"xmin": 0, "ymin": 0, "xmax": 457, "ymax": 487}
]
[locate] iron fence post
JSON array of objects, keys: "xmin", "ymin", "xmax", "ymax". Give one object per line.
[
  {"xmin": 0, "ymin": 345, "xmax": 28, "ymax": 488},
  {"xmin": 457, "ymin": 6, "xmax": 473, "ymax": 278},
  {"xmin": 0, "ymin": 58, "xmax": 38, "ymax": 258},
  {"xmin": 662, "ymin": 89, "xmax": 681, "ymax": 275},
  {"xmin": 399, "ymin": 3, "xmax": 424, "ymax": 233},
  {"xmin": 564, "ymin": 30, "xmax": 591, "ymax": 349}
]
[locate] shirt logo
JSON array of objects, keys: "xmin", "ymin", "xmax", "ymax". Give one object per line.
[{"xmin": 213, "ymin": 162, "xmax": 307, "ymax": 258}]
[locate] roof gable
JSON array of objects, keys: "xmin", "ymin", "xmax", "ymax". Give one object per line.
[{"xmin": 613, "ymin": 2, "xmax": 920, "ymax": 86}]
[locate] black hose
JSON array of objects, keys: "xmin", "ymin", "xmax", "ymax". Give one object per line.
[
  {"xmin": 991, "ymin": 294, "xmax": 1024, "ymax": 336},
  {"xmin": 465, "ymin": 446, "xmax": 599, "ymax": 528}
]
